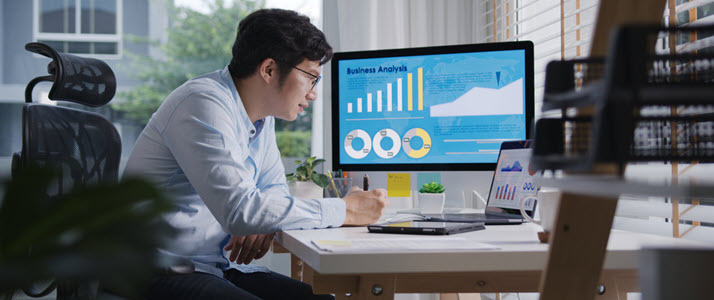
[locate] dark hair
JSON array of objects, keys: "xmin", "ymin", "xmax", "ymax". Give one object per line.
[{"xmin": 228, "ymin": 9, "xmax": 333, "ymax": 84}]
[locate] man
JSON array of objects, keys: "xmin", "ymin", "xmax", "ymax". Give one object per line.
[{"xmin": 124, "ymin": 8, "xmax": 388, "ymax": 300}]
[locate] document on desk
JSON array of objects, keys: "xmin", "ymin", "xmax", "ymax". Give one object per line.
[{"xmin": 312, "ymin": 238, "xmax": 499, "ymax": 253}]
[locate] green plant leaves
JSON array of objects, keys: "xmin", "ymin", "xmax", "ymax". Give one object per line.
[
  {"xmin": 295, "ymin": 164, "xmax": 310, "ymax": 181},
  {"xmin": 419, "ymin": 181, "xmax": 445, "ymax": 193},
  {"xmin": 285, "ymin": 156, "xmax": 328, "ymax": 188},
  {"xmin": 312, "ymin": 173, "xmax": 329, "ymax": 188},
  {"xmin": 0, "ymin": 166, "xmax": 177, "ymax": 296}
]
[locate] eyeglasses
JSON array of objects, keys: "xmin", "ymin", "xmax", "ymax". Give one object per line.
[{"xmin": 293, "ymin": 66, "xmax": 321, "ymax": 91}]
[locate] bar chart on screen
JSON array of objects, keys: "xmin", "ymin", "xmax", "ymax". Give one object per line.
[{"xmin": 346, "ymin": 68, "xmax": 425, "ymax": 115}]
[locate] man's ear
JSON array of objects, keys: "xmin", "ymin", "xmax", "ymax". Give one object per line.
[{"xmin": 258, "ymin": 58, "xmax": 278, "ymax": 85}]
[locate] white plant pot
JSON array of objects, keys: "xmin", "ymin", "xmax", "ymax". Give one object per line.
[
  {"xmin": 288, "ymin": 181, "xmax": 324, "ymax": 199},
  {"xmin": 419, "ymin": 193, "xmax": 446, "ymax": 214}
]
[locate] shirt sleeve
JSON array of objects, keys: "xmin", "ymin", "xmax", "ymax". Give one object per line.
[
  {"xmin": 159, "ymin": 91, "xmax": 345, "ymax": 236},
  {"xmin": 255, "ymin": 117, "xmax": 346, "ymax": 228}
]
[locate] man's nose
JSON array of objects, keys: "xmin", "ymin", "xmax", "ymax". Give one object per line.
[{"xmin": 307, "ymin": 89, "xmax": 318, "ymax": 101}]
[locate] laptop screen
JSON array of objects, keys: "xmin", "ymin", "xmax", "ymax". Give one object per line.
[{"xmin": 486, "ymin": 140, "xmax": 538, "ymax": 217}]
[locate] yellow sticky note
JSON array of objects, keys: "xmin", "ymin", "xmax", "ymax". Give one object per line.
[
  {"xmin": 315, "ymin": 240, "xmax": 351, "ymax": 246},
  {"xmin": 387, "ymin": 173, "xmax": 411, "ymax": 197}
]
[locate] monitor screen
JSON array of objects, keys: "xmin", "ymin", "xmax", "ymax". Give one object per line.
[
  {"xmin": 486, "ymin": 140, "xmax": 538, "ymax": 216},
  {"xmin": 331, "ymin": 42, "xmax": 534, "ymax": 171}
]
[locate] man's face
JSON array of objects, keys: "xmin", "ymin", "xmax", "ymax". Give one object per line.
[{"xmin": 272, "ymin": 59, "xmax": 320, "ymax": 121}]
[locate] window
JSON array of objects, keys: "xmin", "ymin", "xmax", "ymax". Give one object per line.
[
  {"xmin": 479, "ymin": 0, "xmax": 599, "ymax": 118},
  {"xmin": 484, "ymin": 0, "xmax": 714, "ymax": 243},
  {"xmin": 33, "ymin": 0, "xmax": 122, "ymax": 58}
]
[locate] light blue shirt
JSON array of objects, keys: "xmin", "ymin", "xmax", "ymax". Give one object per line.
[{"xmin": 123, "ymin": 66, "xmax": 346, "ymax": 277}]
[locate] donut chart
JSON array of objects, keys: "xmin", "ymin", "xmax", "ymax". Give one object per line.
[
  {"xmin": 344, "ymin": 129, "xmax": 371, "ymax": 159},
  {"xmin": 402, "ymin": 128, "xmax": 432, "ymax": 158},
  {"xmin": 372, "ymin": 129, "xmax": 401, "ymax": 159}
]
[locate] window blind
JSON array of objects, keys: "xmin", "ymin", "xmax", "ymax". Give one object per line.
[
  {"xmin": 617, "ymin": 162, "xmax": 714, "ymax": 243},
  {"xmin": 478, "ymin": 0, "xmax": 600, "ymax": 117},
  {"xmin": 625, "ymin": 0, "xmax": 714, "ymax": 243},
  {"xmin": 482, "ymin": 0, "xmax": 714, "ymax": 243}
]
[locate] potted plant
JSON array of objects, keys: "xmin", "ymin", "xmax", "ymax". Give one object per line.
[
  {"xmin": 418, "ymin": 181, "xmax": 446, "ymax": 213},
  {"xmin": 285, "ymin": 157, "xmax": 329, "ymax": 199}
]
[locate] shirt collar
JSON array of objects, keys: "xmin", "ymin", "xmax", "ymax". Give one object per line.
[
  {"xmin": 250, "ymin": 119, "xmax": 265, "ymax": 143},
  {"xmin": 221, "ymin": 66, "xmax": 265, "ymax": 143}
]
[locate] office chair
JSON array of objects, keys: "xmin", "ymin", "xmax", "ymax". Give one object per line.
[
  {"xmin": 11, "ymin": 42, "xmax": 194, "ymax": 300},
  {"xmin": 11, "ymin": 42, "xmax": 121, "ymax": 299}
]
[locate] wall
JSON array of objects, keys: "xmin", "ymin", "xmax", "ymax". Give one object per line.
[
  {"xmin": 0, "ymin": 103, "xmax": 22, "ymax": 157},
  {"xmin": 2, "ymin": 0, "xmax": 36, "ymax": 87}
]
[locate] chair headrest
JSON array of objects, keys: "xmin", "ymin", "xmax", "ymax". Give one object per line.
[{"xmin": 25, "ymin": 42, "xmax": 116, "ymax": 107}]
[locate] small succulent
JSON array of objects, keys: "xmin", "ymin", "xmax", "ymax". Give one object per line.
[
  {"xmin": 285, "ymin": 156, "xmax": 329, "ymax": 188},
  {"xmin": 419, "ymin": 181, "xmax": 445, "ymax": 194}
]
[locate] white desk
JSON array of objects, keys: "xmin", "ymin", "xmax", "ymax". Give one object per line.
[{"xmin": 274, "ymin": 224, "xmax": 706, "ymax": 299}]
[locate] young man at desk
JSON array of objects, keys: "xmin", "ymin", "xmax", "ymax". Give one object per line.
[{"xmin": 124, "ymin": 8, "xmax": 388, "ymax": 300}]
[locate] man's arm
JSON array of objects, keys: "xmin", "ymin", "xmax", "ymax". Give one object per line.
[
  {"xmin": 256, "ymin": 118, "xmax": 388, "ymax": 226},
  {"xmin": 160, "ymin": 92, "xmax": 346, "ymax": 236}
]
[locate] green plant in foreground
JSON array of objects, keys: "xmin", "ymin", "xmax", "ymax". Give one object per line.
[
  {"xmin": 419, "ymin": 181, "xmax": 445, "ymax": 194},
  {"xmin": 285, "ymin": 157, "xmax": 329, "ymax": 188},
  {"xmin": 0, "ymin": 166, "xmax": 176, "ymax": 298}
]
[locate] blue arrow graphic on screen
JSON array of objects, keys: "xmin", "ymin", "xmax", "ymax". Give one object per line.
[
  {"xmin": 501, "ymin": 161, "xmax": 523, "ymax": 172},
  {"xmin": 496, "ymin": 71, "xmax": 501, "ymax": 86}
]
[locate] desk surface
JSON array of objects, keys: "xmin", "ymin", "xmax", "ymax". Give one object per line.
[{"xmin": 276, "ymin": 223, "xmax": 708, "ymax": 275}]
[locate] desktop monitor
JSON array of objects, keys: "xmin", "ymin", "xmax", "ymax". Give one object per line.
[{"xmin": 331, "ymin": 42, "xmax": 534, "ymax": 171}]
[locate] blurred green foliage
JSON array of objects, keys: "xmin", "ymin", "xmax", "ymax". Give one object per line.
[
  {"xmin": 0, "ymin": 167, "xmax": 176, "ymax": 297},
  {"xmin": 276, "ymin": 130, "xmax": 311, "ymax": 157},
  {"xmin": 114, "ymin": 0, "xmax": 317, "ymax": 156},
  {"xmin": 113, "ymin": 0, "xmax": 264, "ymax": 124}
]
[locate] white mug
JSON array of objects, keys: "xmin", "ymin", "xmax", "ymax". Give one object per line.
[{"xmin": 519, "ymin": 189, "xmax": 561, "ymax": 232}]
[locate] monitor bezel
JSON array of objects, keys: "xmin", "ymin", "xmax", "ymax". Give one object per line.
[{"xmin": 330, "ymin": 41, "xmax": 534, "ymax": 171}]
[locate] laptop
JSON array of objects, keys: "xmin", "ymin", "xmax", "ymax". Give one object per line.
[{"xmin": 422, "ymin": 140, "xmax": 538, "ymax": 225}]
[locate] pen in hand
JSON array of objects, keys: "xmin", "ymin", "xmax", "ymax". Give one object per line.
[{"xmin": 363, "ymin": 174, "xmax": 369, "ymax": 191}]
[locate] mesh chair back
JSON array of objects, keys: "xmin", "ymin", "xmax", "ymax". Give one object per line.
[{"xmin": 21, "ymin": 104, "xmax": 121, "ymax": 198}]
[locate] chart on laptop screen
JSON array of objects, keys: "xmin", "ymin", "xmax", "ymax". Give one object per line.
[
  {"xmin": 336, "ymin": 49, "xmax": 528, "ymax": 166},
  {"xmin": 489, "ymin": 148, "xmax": 537, "ymax": 211}
]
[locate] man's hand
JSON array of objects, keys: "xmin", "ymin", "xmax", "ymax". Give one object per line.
[
  {"xmin": 223, "ymin": 233, "xmax": 275, "ymax": 265},
  {"xmin": 342, "ymin": 187, "xmax": 389, "ymax": 225}
]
